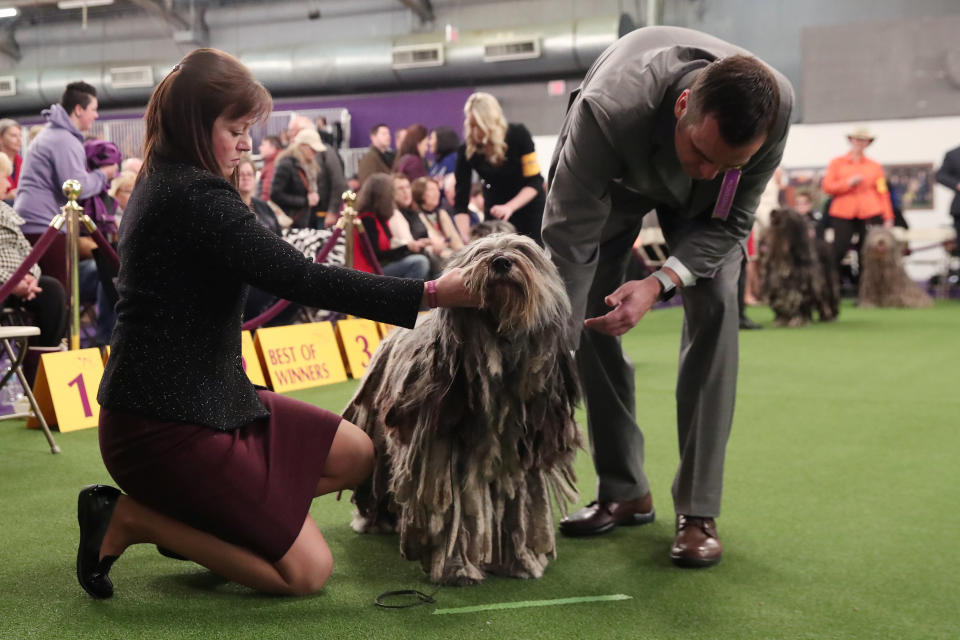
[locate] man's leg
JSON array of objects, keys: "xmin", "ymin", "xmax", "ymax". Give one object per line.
[
  {"xmin": 560, "ymin": 194, "xmax": 654, "ymax": 537},
  {"xmin": 669, "ymin": 250, "xmax": 741, "ymax": 567}
]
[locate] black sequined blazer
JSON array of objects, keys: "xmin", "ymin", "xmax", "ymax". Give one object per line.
[{"xmin": 98, "ymin": 159, "xmax": 423, "ymax": 431}]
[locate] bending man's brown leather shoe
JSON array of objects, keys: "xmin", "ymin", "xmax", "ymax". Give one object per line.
[
  {"xmin": 670, "ymin": 515, "xmax": 722, "ymax": 568},
  {"xmin": 559, "ymin": 493, "xmax": 654, "ymax": 537}
]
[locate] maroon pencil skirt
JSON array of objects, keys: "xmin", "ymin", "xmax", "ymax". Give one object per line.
[{"xmin": 99, "ymin": 390, "xmax": 341, "ymax": 563}]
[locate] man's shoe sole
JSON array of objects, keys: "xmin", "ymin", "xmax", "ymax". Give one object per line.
[{"xmin": 670, "ymin": 553, "xmax": 722, "ymax": 568}]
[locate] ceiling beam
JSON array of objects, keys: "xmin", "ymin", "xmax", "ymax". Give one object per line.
[
  {"xmin": 127, "ymin": 0, "xmax": 189, "ymax": 30},
  {"xmin": 398, "ymin": 0, "xmax": 434, "ymax": 24},
  {"xmin": 0, "ymin": 20, "xmax": 22, "ymax": 62}
]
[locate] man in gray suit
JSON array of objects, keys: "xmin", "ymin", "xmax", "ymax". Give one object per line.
[{"xmin": 542, "ymin": 26, "xmax": 793, "ymax": 567}]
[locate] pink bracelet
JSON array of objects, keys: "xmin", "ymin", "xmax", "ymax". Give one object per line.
[{"xmin": 425, "ymin": 279, "xmax": 439, "ymax": 308}]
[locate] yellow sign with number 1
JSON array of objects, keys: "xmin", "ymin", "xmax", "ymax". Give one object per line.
[{"xmin": 27, "ymin": 348, "xmax": 104, "ymax": 432}]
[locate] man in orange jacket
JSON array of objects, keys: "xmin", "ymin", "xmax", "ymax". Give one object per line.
[{"xmin": 822, "ymin": 127, "xmax": 893, "ymax": 274}]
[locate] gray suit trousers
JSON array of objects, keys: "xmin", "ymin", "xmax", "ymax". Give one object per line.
[{"xmin": 577, "ymin": 188, "xmax": 741, "ymax": 518}]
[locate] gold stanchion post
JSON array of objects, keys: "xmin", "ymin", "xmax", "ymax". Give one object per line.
[
  {"xmin": 61, "ymin": 179, "xmax": 83, "ymax": 350},
  {"xmin": 336, "ymin": 190, "xmax": 362, "ymax": 269}
]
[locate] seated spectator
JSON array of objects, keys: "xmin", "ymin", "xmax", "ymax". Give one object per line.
[
  {"xmin": 120, "ymin": 157, "xmax": 142, "ymax": 175},
  {"xmin": 0, "ymin": 118, "xmax": 23, "ymax": 202},
  {"xmin": 352, "ymin": 173, "xmax": 430, "ymax": 279},
  {"xmin": 108, "ymin": 170, "xmax": 136, "ymax": 220},
  {"xmin": 453, "ymin": 181, "xmax": 485, "ymax": 239},
  {"xmin": 412, "ymin": 176, "xmax": 463, "ymax": 252},
  {"xmin": 392, "ymin": 124, "xmax": 429, "ymax": 183},
  {"xmin": 270, "ymin": 128, "xmax": 322, "ymax": 228},
  {"xmin": 14, "ymin": 81, "xmax": 117, "ymax": 289},
  {"xmin": 428, "ymin": 126, "xmax": 460, "ymax": 181},
  {"xmin": 257, "ymin": 135, "xmax": 281, "ymax": 202},
  {"xmin": 346, "ymin": 175, "xmax": 360, "ymax": 193},
  {"xmin": 0, "ymin": 198, "xmax": 67, "ymax": 384},
  {"xmin": 357, "ymin": 123, "xmax": 392, "ymax": 187}
]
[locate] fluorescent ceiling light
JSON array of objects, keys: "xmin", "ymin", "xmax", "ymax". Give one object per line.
[
  {"xmin": 57, "ymin": 0, "xmax": 116, "ymax": 9},
  {"xmin": 0, "ymin": 7, "xmax": 20, "ymax": 18}
]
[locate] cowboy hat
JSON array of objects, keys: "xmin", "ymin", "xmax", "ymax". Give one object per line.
[
  {"xmin": 847, "ymin": 126, "xmax": 875, "ymax": 142},
  {"xmin": 291, "ymin": 127, "xmax": 326, "ymax": 153}
]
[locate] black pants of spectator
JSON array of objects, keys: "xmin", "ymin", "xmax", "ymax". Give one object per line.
[
  {"xmin": 830, "ymin": 215, "xmax": 884, "ymax": 275},
  {"xmin": 953, "ymin": 214, "xmax": 960, "ymax": 258},
  {"xmin": 5, "ymin": 275, "xmax": 68, "ymax": 384}
]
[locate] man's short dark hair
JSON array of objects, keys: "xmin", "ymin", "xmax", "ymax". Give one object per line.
[
  {"xmin": 687, "ymin": 55, "xmax": 779, "ymax": 147},
  {"xmin": 262, "ymin": 135, "xmax": 282, "ymax": 150},
  {"xmin": 61, "ymin": 81, "xmax": 97, "ymax": 115},
  {"xmin": 370, "ymin": 123, "xmax": 388, "ymax": 136}
]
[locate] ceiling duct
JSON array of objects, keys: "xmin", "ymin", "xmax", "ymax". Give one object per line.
[
  {"xmin": 0, "ymin": 75, "xmax": 15, "ymax": 97},
  {"xmin": 1, "ymin": 14, "xmax": 634, "ymax": 115}
]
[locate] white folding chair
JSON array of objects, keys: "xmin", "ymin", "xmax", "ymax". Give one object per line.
[{"xmin": 0, "ymin": 326, "xmax": 60, "ymax": 454}]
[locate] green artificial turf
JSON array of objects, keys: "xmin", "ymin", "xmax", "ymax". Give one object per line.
[{"xmin": 1, "ymin": 302, "xmax": 958, "ymax": 639}]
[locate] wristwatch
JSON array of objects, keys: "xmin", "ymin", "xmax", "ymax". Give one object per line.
[{"xmin": 651, "ymin": 270, "xmax": 677, "ymax": 302}]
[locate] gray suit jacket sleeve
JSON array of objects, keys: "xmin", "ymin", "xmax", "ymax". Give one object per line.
[{"xmin": 541, "ymin": 97, "xmax": 627, "ymax": 334}]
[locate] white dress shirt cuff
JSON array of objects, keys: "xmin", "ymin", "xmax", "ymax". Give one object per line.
[{"xmin": 663, "ymin": 256, "xmax": 696, "ymax": 287}]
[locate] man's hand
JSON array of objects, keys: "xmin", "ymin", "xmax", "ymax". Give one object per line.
[
  {"xmin": 848, "ymin": 175, "xmax": 863, "ymax": 188},
  {"xmin": 307, "ymin": 192, "xmax": 320, "ymax": 208},
  {"xmin": 12, "ymin": 274, "xmax": 42, "ymax": 301},
  {"xmin": 101, "ymin": 164, "xmax": 119, "ymax": 180},
  {"xmin": 489, "ymin": 204, "xmax": 513, "ymax": 220},
  {"xmin": 78, "ymin": 236, "xmax": 97, "ymax": 260},
  {"xmin": 583, "ymin": 276, "xmax": 661, "ymax": 336}
]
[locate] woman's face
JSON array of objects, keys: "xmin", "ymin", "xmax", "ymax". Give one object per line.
[
  {"xmin": 423, "ymin": 180, "xmax": 441, "ymax": 210},
  {"xmin": 237, "ymin": 162, "xmax": 257, "ymax": 197},
  {"xmin": 212, "ymin": 114, "xmax": 254, "ymax": 178},
  {"xmin": 417, "ymin": 136, "xmax": 429, "ymax": 158},
  {"xmin": 299, "ymin": 144, "xmax": 317, "ymax": 162},
  {"xmin": 428, "ymin": 131, "xmax": 437, "ymax": 155},
  {"xmin": 468, "ymin": 116, "xmax": 485, "ymax": 145},
  {"xmin": 1, "ymin": 126, "xmax": 21, "ymax": 155}
]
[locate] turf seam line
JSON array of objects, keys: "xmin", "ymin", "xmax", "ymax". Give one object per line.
[{"xmin": 432, "ymin": 594, "xmax": 632, "ymax": 615}]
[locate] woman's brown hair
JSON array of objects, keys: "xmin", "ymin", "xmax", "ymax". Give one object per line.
[
  {"xmin": 140, "ymin": 48, "xmax": 273, "ymax": 187},
  {"xmin": 393, "ymin": 123, "xmax": 428, "ymax": 167},
  {"xmin": 355, "ymin": 173, "xmax": 395, "ymax": 222}
]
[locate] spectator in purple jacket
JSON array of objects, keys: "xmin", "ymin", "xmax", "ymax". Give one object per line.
[
  {"xmin": 392, "ymin": 124, "xmax": 429, "ymax": 183},
  {"xmin": 14, "ymin": 81, "xmax": 118, "ymax": 289}
]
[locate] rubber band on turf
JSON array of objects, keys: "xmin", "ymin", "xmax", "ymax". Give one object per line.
[{"xmin": 374, "ymin": 589, "xmax": 438, "ymax": 609}]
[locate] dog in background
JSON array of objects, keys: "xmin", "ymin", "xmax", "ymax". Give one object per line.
[
  {"xmin": 469, "ymin": 219, "xmax": 516, "ymax": 240},
  {"xmin": 858, "ymin": 227, "xmax": 932, "ymax": 308},
  {"xmin": 760, "ymin": 208, "xmax": 839, "ymax": 326},
  {"xmin": 344, "ymin": 233, "xmax": 582, "ymax": 585}
]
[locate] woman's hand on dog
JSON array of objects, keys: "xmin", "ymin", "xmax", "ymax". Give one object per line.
[
  {"xmin": 426, "ymin": 268, "xmax": 482, "ymax": 308},
  {"xmin": 583, "ymin": 277, "xmax": 660, "ymax": 335}
]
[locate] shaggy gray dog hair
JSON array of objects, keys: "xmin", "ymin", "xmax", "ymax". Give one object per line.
[
  {"xmin": 859, "ymin": 227, "xmax": 932, "ymax": 308},
  {"xmin": 343, "ymin": 233, "xmax": 582, "ymax": 585}
]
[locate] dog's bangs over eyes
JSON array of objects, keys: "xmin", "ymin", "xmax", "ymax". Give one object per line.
[{"xmin": 446, "ymin": 233, "xmax": 571, "ymax": 334}]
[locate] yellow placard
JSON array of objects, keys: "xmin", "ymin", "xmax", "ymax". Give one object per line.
[
  {"xmin": 27, "ymin": 348, "xmax": 103, "ymax": 432},
  {"xmin": 377, "ymin": 322, "xmax": 397, "ymax": 338},
  {"xmin": 335, "ymin": 319, "xmax": 381, "ymax": 378},
  {"xmin": 254, "ymin": 322, "xmax": 348, "ymax": 393},
  {"xmin": 101, "ymin": 345, "xmax": 110, "ymax": 366},
  {"xmin": 240, "ymin": 331, "xmax": 267, "ymax": 386}
]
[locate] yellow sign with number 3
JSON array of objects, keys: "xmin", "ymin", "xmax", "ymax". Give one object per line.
[{"xmin": 335, "ymin": 319, "xmax": 381, "ymax": 378}]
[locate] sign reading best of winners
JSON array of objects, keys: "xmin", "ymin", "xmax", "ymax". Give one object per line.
[{"xmin": 255, "ymin": 323, "xmax": 347, "ymax": 392}]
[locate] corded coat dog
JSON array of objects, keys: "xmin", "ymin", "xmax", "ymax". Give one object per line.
[
  {"xmin": 859, "ymin": 226, "xmax": 932, "ymax": 308},
  {"xmin": 760, "ymin": 208, "xmax": 839, "ymax": 326},
  {"xmin": 343, "ymin": 233, "xmax": 582, "ymax": 585}
]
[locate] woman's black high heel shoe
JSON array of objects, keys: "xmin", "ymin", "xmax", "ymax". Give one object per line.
[{"xmin": 77, "ymin": 484, "xmax": 121, "ymax": 599}]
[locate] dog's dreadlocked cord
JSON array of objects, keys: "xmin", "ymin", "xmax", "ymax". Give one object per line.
[{"xmin": 374, "ymin": 587, "xmax": 442, "ymax": 609}]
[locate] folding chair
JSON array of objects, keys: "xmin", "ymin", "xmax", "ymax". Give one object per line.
[{"xmin": 0, "ymin": 326, "xmax": 61, "ymax": 454}]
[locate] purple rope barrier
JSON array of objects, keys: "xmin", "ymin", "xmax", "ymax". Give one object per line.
[
  {"xmin": 357, "ymin": 228, "xmax": 384, "ymax": 276},
  {"xmin": 240, "ymin": 227, "xmax": 345, "ymax": 331},
  {"xmin": 0, "ymin": 225, "xmax": 62, "ymax": 302},
  {"xmin": 87, "ymin": 225, "xmax": 120, "ymax": 271}
]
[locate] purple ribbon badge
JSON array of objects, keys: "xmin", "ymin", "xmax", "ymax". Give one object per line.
[{"xmin": 712, "ymin": 169, "xmax": 741, "ymax": 220}]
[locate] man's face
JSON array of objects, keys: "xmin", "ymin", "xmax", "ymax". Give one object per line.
[
  {"xmin": 795, "ymin": 196, "xmax": 812, "ymax": 214},
  {"xmin": 371, "ymin": 126, "xmax": 391, "ymax": 151},
  {"xmin": 1, "ymin": 126, "xmax": 21, "ymax": 154},
  {"xmin": 673, "ymin": 90, "xmax": 765, "ymax": 181},
  {"xmin": 848, "ymin": 137, "xmax": 871, "ymax": 154},
  {"xmin": 258, "ymin": 139, "xmax": 278, "ymax": 159},
  {"xmin": 393, "ymin": 177, "xmax": 412, "ymax": 208},
  {"xmin": 75, "ymin": 96, "xmax": 99, "ymax": 133}
]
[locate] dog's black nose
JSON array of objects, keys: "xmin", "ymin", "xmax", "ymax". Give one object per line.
[{"xmin": 491, "ymin": 256, "xmax": 512, "ymax": 274}]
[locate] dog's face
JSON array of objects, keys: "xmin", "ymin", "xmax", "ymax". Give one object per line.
[
  {"xmin": 445, "ymin": 233, "xmax": 570, "ymax": 335},
  {"xmin": 864, "ymin": 226, "xmax": 895, "ymax": 258}
]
